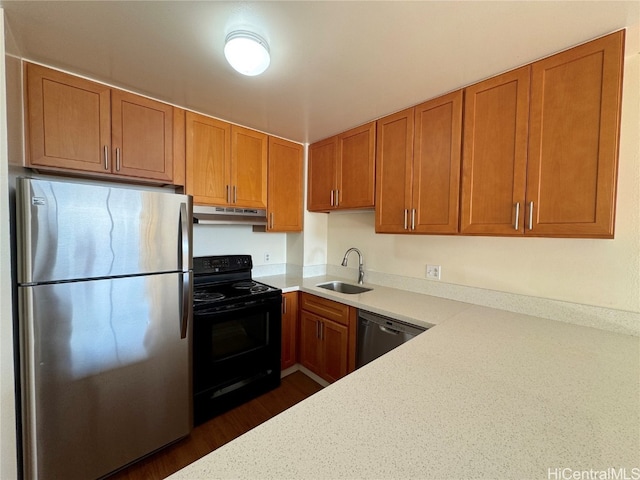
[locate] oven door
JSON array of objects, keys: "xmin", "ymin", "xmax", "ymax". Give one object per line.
[{"xmin": 193, "ymin": 295, "xmax": 281, "ymax": 421}]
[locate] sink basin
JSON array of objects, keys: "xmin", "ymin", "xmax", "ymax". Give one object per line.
[{"xmin": 316, "ymin": 281, "xmax": 373, "ymax": 294}]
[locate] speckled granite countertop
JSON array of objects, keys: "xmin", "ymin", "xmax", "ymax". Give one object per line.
[
  {"xmin": 169, "ymin": 276, "xmax": 640, "ymax": 480},
  {"xmin": 256, "ymin": 273, "xmax": 473, "ymax": 329}
]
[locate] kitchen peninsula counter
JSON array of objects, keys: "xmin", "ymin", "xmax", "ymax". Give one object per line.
[{"xmin": 170, "ymin": 283, "xmax": 640, "ymax": 479}]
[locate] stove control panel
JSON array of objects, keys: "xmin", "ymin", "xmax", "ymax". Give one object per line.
[{"xmin": 194, "ymin": 255, "xmax": 253, "ymax": 275}]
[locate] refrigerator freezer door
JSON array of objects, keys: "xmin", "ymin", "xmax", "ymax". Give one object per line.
[
  {"xmin": 17, "ymin": 177, "xmax": 193, "ymax": 284},
  {"xmin": 19, "ymin": 273, "xmax": 192, "ymax": 480}
]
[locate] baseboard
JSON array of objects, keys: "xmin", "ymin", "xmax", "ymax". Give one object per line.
[{"xmin": 281, "ymin": 363, "xmax": 330, "ymax": 388}]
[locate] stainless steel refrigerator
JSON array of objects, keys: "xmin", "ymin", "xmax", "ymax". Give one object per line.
[{"xmin": 15, "ymin": 177, "xmax": 193, "ymax": 480}]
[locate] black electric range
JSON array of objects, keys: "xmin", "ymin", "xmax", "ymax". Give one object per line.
[{"xmin": 192, "ymin": 255, "xmax": 282, "ymax": 424}]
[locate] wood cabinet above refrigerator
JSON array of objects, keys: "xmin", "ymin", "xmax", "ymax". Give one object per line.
[{"xmin": 25, "ymin": 63, "xmax": 179, "ymax": 185}]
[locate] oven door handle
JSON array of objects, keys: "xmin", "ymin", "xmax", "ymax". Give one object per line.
[{"xmin": 195, "ymin": 296, "xmax": 280, "ymax": 316}]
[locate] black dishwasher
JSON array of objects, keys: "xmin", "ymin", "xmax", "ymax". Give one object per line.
[{"xmin": 356, "ymin": 310, "xmax": 427, "ymax": 368}]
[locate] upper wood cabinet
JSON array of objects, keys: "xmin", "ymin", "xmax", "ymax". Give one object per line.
[
  {"xmin": 526, "ymin": 30, "xmax": 624, "ymax": 237},
  {"xmin": 307, "ymin": 136, "xmax": 336, "ymax": 211},
  {"xmin": 186, "ymin": 111, "xmax": 267, "ymax": 209},
  {"xmin": 376, "ymin": 91, "xmax": 462, "ymax": 234},
  {"xmin": 375, "ymin": 108, "xmax": 414, "ymax": 233},
  {"xmin": 110, "ymin": 89, "xmax": 174, "ymax": 182},
  {"xmin": 267, "ymin": 137, "xmax": 303, "ymax": 232},
  {"xmin": 25, "ymin": 63, "xmax": 177, "ymax": 184},
  {"xmin": 308, "ymin": 122, "xmax": 376, "ymax": 212},
  {"xmin": 233, "ymin": 126, "xmax": 268, "ymax": 209},
  {"xmin": 185, "ymin": 113, "xmax": 230, "ymax": 205},
  {"xmin": 461, "ymin": 31, "xmax": 624, "ymax": 238},
  {"xmin": 460, "ymin": 66, "xmax": 531, "ymax": 235}
]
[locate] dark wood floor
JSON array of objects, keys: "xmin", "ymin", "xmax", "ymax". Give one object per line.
[{"xmin": 109, "ymin": 371, "xmax": 323, "ymax": 480}]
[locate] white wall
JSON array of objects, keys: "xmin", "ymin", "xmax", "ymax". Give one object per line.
[
  {"xmin": 193, "ymin": 224, "xmax": 287, "ymax": 266},
  {"xmin": 325, "ymin": 37, "xmax": 640, "ymax": 316},
  {"xmin": 0, "ymin": 9, "xmax": 19, "ymax": 479}
]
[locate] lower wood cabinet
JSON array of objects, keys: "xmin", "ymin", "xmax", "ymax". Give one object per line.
[
  {"xmin": 280, "ymin": 292, "xmax": 299, "ymax": 370},
  {"xmin": 300, "ymin": 311, "xmax": 348, "ymax": 383},
  {"xmin": 299, "ymin": 293, "xmax": 356, "ymax": 383}
]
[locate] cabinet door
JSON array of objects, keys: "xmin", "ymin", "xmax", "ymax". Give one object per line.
[
  {"xmin": 185, "ymin": 112, "xmax": 231, "ymax": 206},
  {"xmin": 26, "ymin": 63, "xmax": 111, "ymax": 173},
  {"xmin": 232, "ymin": 125, "xmax": 268, "ymax": 209},
  {"xmin": 267, "ymin": 137, "xmax": 303, "ymax": 232},
  {"xmin": 111, "ymin": 90, "xmax": 174, "ymax": 182},
  {"xmin": 526, "ymin": 31, "xmax": 624, "ymax": 238},
  {"xmin": 280, "ymin": 292, "xmax": 299, "ymax": 370},
  {"xmin": 307, "ymin": 136, "xmax": 338, "ymax": 211},
  {"xmin": 337, "ymin": 122, "xmax": 376, "ymax": 209},
  {"xmin": 413, "ymin": 90, "xmax": 463, "ymax": 234},
  {"xmin": 375, "ymin": 109, "xmax": 414, "ymax": 233},
  {"xmin": 299, "ymin": 311, "xmax": 322, "ymax": 375},
  {"xmin": 321, "ymin": 319, "xmax": 348, "ymax": 383},
  {"xmin": 460, "ymin": 66, "xmax": 530, "ymax": 235}
]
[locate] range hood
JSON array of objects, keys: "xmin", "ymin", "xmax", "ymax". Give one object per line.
[{"xmin": 193, "ymin": 205, "xmax": 267, "ymax": 226}]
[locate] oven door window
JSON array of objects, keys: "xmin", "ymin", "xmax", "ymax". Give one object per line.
[{"xmin": 212, "ymin": 314, "xmax": 267, "ymax": 361}]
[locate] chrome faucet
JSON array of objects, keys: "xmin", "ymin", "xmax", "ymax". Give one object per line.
[{"xmin": 341, "ymin": 247, "xmax": 364, "ymax": 284}]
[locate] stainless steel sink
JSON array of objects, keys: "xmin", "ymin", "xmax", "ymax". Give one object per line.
[{"xmin": 316, "ymin": 281, "xmax": 373, "ymax": 294}]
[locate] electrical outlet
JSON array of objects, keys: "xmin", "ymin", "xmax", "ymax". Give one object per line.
[
  {"xmin": 426, "ymin": 264, "xmax": 441, "ymax": 280},
  {"xmin": 264, "ymin": 252, "xmax": 270, "ymax": 262}
]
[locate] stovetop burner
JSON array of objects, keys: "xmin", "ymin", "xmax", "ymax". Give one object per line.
[
  {"xmin": 193, "ymin": 291, "xmax": 225, "ymax": 303},
  {"xmin": 232, "ymin": 281, "xmax": 257, "ymax": 290}
]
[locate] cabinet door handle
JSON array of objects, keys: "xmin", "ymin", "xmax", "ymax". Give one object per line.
[
  {"xmin": 270, "ymin": 212, "xmax": 274, "ymax": 229},
  {"xmin": 226, "ymin": 185, "xmax": 230, "ymax": 203},
  {"xmin": 528, "ymin": 201, "xmax": 534, "ymax": 231},
  {"xmin": 411, "ymin": 209, "xmax": 416, "ymax": 230},
  {"xmin": 103, "ymin": 146, "xmax": 109, "ymax": 170},
  {"xmin": 335, "ymin": 190, "xmax": 339, "ymax": 207},
  {"xmin": 514, "ymin": 202, "xmax": 520, "ymax": 231},
  {"xmin": 233, "ymin": 186, "xmax": 237, "ymax": 204},
  {"xmin": 320, "ymin": 322, "xmax": 324, "ymax": 340},
  {"xmin": 403, "ymin": 209, "xmax": 408, "ymax": 230},
  {"xmin": 316, "ymin": 320, "xmax": 320, "ymax": 339},
  {"xmin": 115, "ymin": 148, "xmax": 121, "ymax": 172},
  {"xmin": 330, "ymin": 190, "xmax": 334, "ymax": 207}
]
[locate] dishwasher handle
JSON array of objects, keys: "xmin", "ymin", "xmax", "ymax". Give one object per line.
[
  {"xmin": 358, "ymin": 310, "xmax": 426, "ymax": 337},
  {"xmin": 379, "ymin": 325, "xmax": 401, "ymax": 335}
]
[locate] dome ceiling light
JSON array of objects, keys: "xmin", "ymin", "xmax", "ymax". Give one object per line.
[{"xmin": 224, "ymin": 30, "xmax": 270, "ymax": 76}]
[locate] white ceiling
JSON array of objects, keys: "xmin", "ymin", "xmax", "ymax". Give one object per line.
[{"xmin": 1, "ymin": 1, "xmax": 639, "ymax": 144}]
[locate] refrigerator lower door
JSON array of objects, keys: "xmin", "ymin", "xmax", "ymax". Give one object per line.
[{"xmin": 19, "ymin": 273, "xmax": 192, "ymax": 480}]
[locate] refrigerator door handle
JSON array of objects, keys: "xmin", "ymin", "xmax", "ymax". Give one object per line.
[
  {"xmin": 179, "ymin": 271, "xmax": 190, "ymax": 339},
  {"xmin": 178, "ymin": 202, "xmax": 191, "ymax": 339},
  {"xmin": 179, "ymin": 202, "xmax": 190, "ymax": 272}
]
